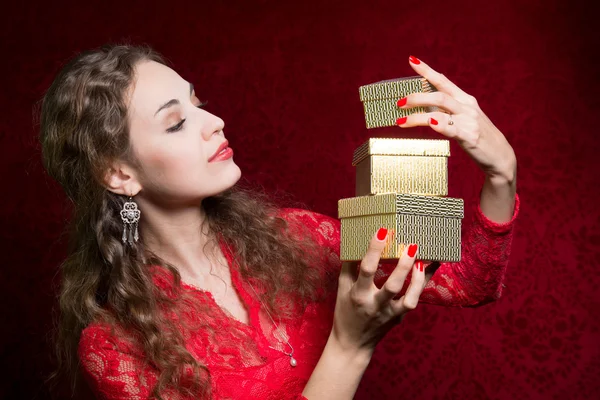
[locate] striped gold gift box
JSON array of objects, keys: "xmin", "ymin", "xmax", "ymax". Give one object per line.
[
  {"xmin": 338, "ymin": 193, "xmax": 464, "ymax": 262},
  {"xmin": 353, "ymin": 138, "xmax": 450, "ymax": 197},
  {"xmin": 359, "ymin": 76, "xmax": 437, "ymax": 129}
]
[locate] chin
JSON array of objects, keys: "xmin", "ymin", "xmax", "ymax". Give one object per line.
[
  {"xmin": 230, "ymin": 162, "xmax": 242, "ymax": 184},
  {"xmin": 197, "ymin": 162, "xmax": 242, "ymax": 200},
  {"xmin": 219, "ymin": 163, "xmax": 242, "ymax": 193}
]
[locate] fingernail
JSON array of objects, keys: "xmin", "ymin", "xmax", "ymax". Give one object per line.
[
  {"xmin": 407, "ymin": 243, "xmax": 418, "ymax": 257},
  {"xmin": 396, "ymin": 117, "xmax": 407, "ymax": 126},
  {"xmin": 409, "ymin": 55, "xmax": 421, "ymax": 65},
  {"xmin": 419, "ymin": 261, "xmax": 424, "ymax": 272},
  {"xmin": 430, "ymin": 118, "xmax": 439, "ymax": 125},
  {"xmin": 377, "ymin": 227, "xmax": 388, "ymax": 241},
  {"xmin": 396, "ymin": 97, "xmax": 407, "ymax": 107}
]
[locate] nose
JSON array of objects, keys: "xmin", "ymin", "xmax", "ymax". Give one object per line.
[{"xmin": 202, "ymin": 112, "xmax": 225, "ymax": 140}]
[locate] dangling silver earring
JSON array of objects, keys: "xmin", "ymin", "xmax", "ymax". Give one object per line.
[{"xmin": 120, "ymin": 196, "xmax": 141, "ymax": 245}]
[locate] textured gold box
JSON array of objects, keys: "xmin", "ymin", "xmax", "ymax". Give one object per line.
[
  {"xmin": 338, "ymin": 193, "xmax": 464, "ymax": 262},
  {"xmin": 353, "ymin": 138, "xmax": 450, "ymax": 197},
  {"xmin": 359, "ymin": 76, "xmax": 437, "ymax": 129}
]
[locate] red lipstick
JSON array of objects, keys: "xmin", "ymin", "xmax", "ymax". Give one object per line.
[{"xmin": 208, "ymin": 140, "xmax": 233, "ymax": 162}]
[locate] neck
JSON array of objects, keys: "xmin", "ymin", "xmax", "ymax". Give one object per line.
[{"xmin": 136, "ymin": 197, "xmax": 223, "ymax": 281}]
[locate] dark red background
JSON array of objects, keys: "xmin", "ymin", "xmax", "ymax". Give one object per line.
[{"xmin": 1, "ymin": 0, "xmax": 598, "ymax": 398}]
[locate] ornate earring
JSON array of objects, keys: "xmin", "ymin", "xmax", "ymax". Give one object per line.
[{"xmin": 120, "ymin": 196, "xmax": 141, "ymax": 245}]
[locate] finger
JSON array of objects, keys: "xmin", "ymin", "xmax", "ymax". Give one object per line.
[
  {"xmin": 397, "ymin": 111, "xmax": 462, "ymax": 139},
  {"xmin": 375, "ymin": 243, "xmax": 419, "ymax": 305},
  {"xmin": 391, "ymin": 258, "xmax": 427, "ymax": 314},
  {"xmin": 354, "ymin": 227, "xmax": 389, "ymax": 293},
  {"xmin": 338, "ymin": 261, "xmax": 356, "ymax": 292},
  {"xmin": 397, "ymin": 91, "xmax": 464, "ymax": 115},
  {"xmin": 424, "ymin": 261, "xmax": 440, "ymax": 283},
  {"xmin": 408, "ymin": 55, "xmax": 474, "ymax": 104}
]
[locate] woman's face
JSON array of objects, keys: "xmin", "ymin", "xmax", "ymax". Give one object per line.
[{"xmin": 124, "ymin": 60, "xmax": 241, "ymax": 206}]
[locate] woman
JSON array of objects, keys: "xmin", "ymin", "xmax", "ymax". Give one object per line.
[{"xmin": 40, "ymin": 45, "xmax": 519, "ymax": 399}]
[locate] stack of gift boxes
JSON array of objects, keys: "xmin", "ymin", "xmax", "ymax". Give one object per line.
[{"xmin": 338, "ymin": 77, "xmax": 464, "ymax": 262}]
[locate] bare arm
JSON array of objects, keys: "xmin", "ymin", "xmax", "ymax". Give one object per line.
[
  {"xmin": 398, "ymin": 57, "xmax": 518, "ymax": 226},
  {"xmin": 480, "ymin": 165, "xmax": 517, "ymax": 224},
  {"xmin": 302, "ymin": 235, "xmax": 428, "ymax": 399},
  {"xmin": 302, "ymin": 334, "xmax": 372, "ymax": 399}
]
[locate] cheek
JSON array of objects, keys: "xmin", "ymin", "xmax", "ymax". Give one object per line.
[{"xmin": 142, "ymin": 143, "xmax": 207, "ymax": 181}]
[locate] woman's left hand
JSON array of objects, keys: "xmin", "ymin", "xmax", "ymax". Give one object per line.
[{"xmin": 396, "ymin": 56, "xmax": 516, "ymax": 183}]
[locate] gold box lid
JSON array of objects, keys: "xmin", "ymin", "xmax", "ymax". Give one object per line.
[
  {"xmin": 359, "ymin": 76, "xmax": 436, "ymax": 102},
  {"xmin": 338, "ymin": 193, "xmax": 464, "ymax": 219},
  {"xmin": 352, "ymin": 138, "xmax": 451, "ymax": 166}
]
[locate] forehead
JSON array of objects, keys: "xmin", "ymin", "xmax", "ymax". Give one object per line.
[{"xmin": 128, "ymin": 61, "xmax": 187, "ymax": 117}]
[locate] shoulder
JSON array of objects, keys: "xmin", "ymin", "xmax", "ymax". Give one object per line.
[
  {"xmin": 78, "ymin": 321, "xmax": 158, "ymax": 398},
  {"xmin": 78, "ymin": 322, "xmax": 117, "ymax": 382},
  {"xmin": 79, "ymin": 321, "xmax": 131, "ymax": 352},
  {"xmin": 276, "ymin": 208, "xmax": 342, "ymax": 294},
  {"xmin": 276, "ymin": 207, "xmax": 340, "ymax": 248},
  {"xmin": 79, "ymin": 322, "xmax": 115, "ymax": 356},
  {"xmin": 78, "ymin": 321, "xmax": 143, "ymax": 375}
]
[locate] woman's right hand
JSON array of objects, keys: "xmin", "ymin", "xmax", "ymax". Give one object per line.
[
  {"xmin": 303, "ymin": 228, "xmax": 429, "ymax": 398},
  {"xmin": 329, "ymin": 227, "xmax": 428, "ymax": 355}
]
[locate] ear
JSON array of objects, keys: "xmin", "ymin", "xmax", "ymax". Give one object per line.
[{"xmin": 104, "ymin": 162, "xmax": 142, "ymax": 197}]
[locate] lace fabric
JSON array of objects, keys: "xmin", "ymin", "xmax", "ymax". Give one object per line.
[{"xmin": 78, "ymin": 194, "xmax": 520, "ymax": 399}]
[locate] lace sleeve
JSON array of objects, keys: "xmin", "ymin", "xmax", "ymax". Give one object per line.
[
  {"xmin": 279, "ymin": 192, "xmax": 520, "ymax": 308},
  {"xmin": 417, "ymin": 193, "xmax": 521, "ymax": 307},
  {"xmin": 78, "ymin": 324, "xmax": 180, "ymax": 400}
]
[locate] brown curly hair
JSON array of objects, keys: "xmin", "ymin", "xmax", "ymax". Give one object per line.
[{"xmin": 40, "ymin": 44, "xmax": 332, "ymax": 399}]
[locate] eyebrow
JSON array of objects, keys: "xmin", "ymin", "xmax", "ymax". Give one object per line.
[{"xmin": 154, "ymin": 82, "xmax": 195, "ymax": 117}]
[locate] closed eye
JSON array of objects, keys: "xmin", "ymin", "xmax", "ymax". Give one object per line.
[{"xmin": 166, "ymin": 101, "xmax": 209, "ymax": 133}]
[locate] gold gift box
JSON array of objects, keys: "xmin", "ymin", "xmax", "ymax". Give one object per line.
[
  {"xmin": 359, "ymin": 76, "xmax": 437, "ymax": 129},
  {"xmin": 353, "ymin": 138, "xmax": 450, "ymax": 197},
  {"xmin": 338, "ymin": 193, "xmax": 464, "ymax": 262}
]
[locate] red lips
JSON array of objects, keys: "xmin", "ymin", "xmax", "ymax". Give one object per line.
[{"xmin": 208, "ymin": 140, "xmax": 229, "ymax": 162}]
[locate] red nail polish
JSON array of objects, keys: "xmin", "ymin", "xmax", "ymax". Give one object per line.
[
  {"xmin": 419, "ymin": 261, "xmax": 424, "ymax": 272},
  {"xmin": 409, "ymin": 55, "xmax": 421, "ymax": 65},
  {"xmin": 377, "ymin": 227, "xmax": 388, "ymax": 241},
  {"xmin": 396, "ymin": 117, "xmax": 407, "ymax": 126},
  {"xmin": 430, "ymin": 118, "xmax": 439, "ymax": 125},
  {"xmin": 396, "ymin": 97, "xmax": 407, "ymax": 107},
  {"xmin": 407, "ymin": 244, "xmax": 418, "ymax": 257}
]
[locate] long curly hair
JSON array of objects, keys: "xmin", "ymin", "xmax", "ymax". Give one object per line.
[{"xmin": 40, "ymin": 44, "xmax": 332, "ymax": 399}]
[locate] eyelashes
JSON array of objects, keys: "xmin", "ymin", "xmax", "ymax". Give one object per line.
[
  {"xmin": 166, "ymin": 119, "xmax": 186, "ymax": 133},
  {"xmin": 166, "ymin": 102, "xmax": 208, "ymax": 133}
]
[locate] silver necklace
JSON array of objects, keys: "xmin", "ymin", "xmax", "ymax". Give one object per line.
[{"xmin": 247, "ymin": 282, "xmax": 297, "ymax": 367}]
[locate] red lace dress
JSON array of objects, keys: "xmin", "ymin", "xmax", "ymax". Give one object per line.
[{"xmin": 79, "ymin": 195, "xmax": 520, "ymax": 399}]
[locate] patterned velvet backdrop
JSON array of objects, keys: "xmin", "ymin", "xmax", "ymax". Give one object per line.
[{"xmin": 1, "ymin": 0, "xmax": 597, "ymax": 398}]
